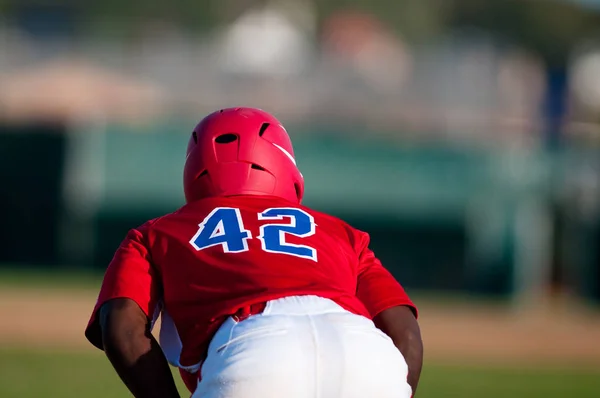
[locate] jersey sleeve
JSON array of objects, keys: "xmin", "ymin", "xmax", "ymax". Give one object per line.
[
  {"xmin": 354, "ymin": 229, "xmax": 418, "ymax": 319},
  {"xmin": 84, "ymin": 222, "xmax": 161, "ymax": 350}
]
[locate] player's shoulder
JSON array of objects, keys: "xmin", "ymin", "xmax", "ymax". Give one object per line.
[
  {"xmin": 139, "ymin": 195, "xmax": 365, "ymax": 236},
  {"xmin": 131, "ymin": 215, "xmax": 169, "ymax": 235},
  {"xmin": 133, "ymin": 203, "xmax": 193, "ymax": 233},
  {"xmin": 298, "ymin": 203, "xmax": 351, "ymax": 228},
  {"xmin": 296, "ymin": 203, "xmax": 369, "ymax": 246},
  {"xmin": 141, "ymin": 197, "xmax": 252, "ymax": 229},
  {"xmin": 134, "ymin": 196, "xmax": 369, "ymax": 249}
]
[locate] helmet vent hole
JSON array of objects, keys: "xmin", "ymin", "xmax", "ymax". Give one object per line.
[
  {"xmin": 294, "ymin": 183, "xmax": 301, "ymax": 199},
  {"xmin": 215, "ymin": 133, "xmax": 238, "ymax": 144},
  {"xmin": 198, "ymin": 170, "xmax": 208, "ymax": 178},
  {"xmin": 251, "ymin": 164, "xmax": 266, "ymax": 171},
  {"xmin": 258, "ymin": 123, "xmax": 270, "ymax": 137},
  {"xmin": 192, "ymin": 131, "xmax": 198, "ymax": 144}
]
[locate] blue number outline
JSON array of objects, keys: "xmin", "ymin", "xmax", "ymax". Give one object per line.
[
  {"xmin": 257, "ymin": 207, "xmax": 318, "ymax": 262},
  {"xmin": 189, "ymin": 207, "xmax": 252, "ymax": 253}
]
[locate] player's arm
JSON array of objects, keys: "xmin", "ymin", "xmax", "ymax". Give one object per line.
[
  {"xmin": 354, "ymin": 231, "xmax": 423, "ymax": 396},
  {"xmin": 84, "ymin": 224, "xmax": 179, "ymax": 398},
  {"xmin": 100, "ymin": 298, "xmax": 180, "ymax": 398},
  {"xmin": 373, "ymin": 305, "xmax": 423, "ymax": 397}
]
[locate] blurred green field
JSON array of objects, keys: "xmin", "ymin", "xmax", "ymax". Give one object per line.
[{"xmin": 0, "ymin": 347, "xmax": 598, "ymax": 398}]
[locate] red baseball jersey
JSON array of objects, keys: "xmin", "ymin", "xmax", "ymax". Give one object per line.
[{"xmin": 85, "ymin": 195, "xmax": 416, "ymax": 370}]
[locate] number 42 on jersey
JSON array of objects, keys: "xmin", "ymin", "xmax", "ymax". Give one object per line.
[{"xmin": 189, "ymin": 207, "xmax": 318, "ymax": 261}]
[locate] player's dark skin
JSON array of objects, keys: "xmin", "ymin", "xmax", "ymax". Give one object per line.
[
  {"xmin": 374, "ymin": 305, "xmax": 423, "ymax": 396},
  {"xmin": 101, "ymin": 299, "xmax": 423, "ymax": 398},
  {"xmin": 100, "ymin": 298, "xmax": 181, "ymax": 398}
]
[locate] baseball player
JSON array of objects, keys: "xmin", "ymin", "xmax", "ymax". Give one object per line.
[{"xmin": 85, "ymin": 107, "xmax": 423, "ymax": 398}]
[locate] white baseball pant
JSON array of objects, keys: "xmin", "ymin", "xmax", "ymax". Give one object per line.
[{"xmin": 192, "ymin": 295, "xmax": 412, "ymax": 398}]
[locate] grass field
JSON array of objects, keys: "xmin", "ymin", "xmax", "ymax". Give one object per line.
[
  {"xmin": 1, "ymin": 268, "xmax": 600, "ymax": 397},
  {"xmin": 0, "ymin": 347, "xmax": 598, "ymax": 398}
]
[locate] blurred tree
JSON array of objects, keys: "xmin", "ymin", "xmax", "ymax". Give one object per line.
[
  {"xmin": 446, "ymin": 0, "xmax": 600, "ymax": 68},
  {"xmin": 1, "ymin": 0, "xmax": 223, "ymax": 36},
  {"xmin": 313, "ymin": 0, "xmax": 451, "ymax": 42},
  {"xmin": 2, "ymin": 0, "xmax": 598, "ymax": 51},
  {"xmin": 83, "ymin": 0, "xmax": 221, "ymax": 35}
]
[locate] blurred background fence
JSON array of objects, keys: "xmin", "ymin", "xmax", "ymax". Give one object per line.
[{"xmin": 1, "ymin": 0, "xmax": 600, "ymax": 305}]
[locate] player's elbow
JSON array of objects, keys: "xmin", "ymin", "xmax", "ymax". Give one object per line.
[
  {"xmin": 373, "ymin": 305, "xmax": 423, "ymax": 355},
  {"xmin": 374, "ymin": 305, "xmax": 423, "ymax": 394},
  {"xmin": 99, "ymin": 298, "xmax": 152, "ymax": 363}
]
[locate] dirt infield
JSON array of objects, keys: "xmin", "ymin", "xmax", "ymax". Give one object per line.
[{"xmin": 2, "ymin": 287, "xmax": 600, "ymax": 367}]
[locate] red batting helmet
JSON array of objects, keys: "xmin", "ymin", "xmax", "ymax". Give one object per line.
[{"xmin": 183, "ymin": 107, "xmax": 304, "ymax": 204}]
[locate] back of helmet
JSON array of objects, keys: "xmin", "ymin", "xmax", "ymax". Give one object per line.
[{"xmin": 183, "ymin": 107, "xmax": 304, "ymax": 204}]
